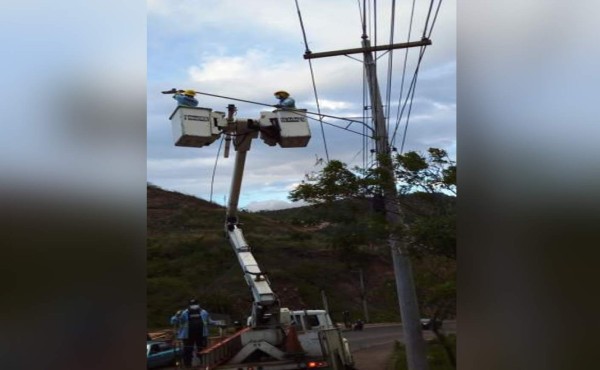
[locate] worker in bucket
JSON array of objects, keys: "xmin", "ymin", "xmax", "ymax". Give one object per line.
[
  {"xmin": 173, "ymin": 89, "xmax": 199, "ymax": 107},
  {"xmin": 171, "ymin": 298, "xmax": 218, "ymax": 368},
  {"xmin": 273, "ymin": 90, "xmax": 296, "ymax": 109}
]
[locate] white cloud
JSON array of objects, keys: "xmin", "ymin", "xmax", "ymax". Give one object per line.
[
  {"xmin": 184, "ymin": 49, "xmax": 368, "ymax": 106},
  {"xmin": 187, "ymin": 49, "xmax": 305, "ymax": 97},
  {"xmin": 147, "ymin": 157, "xmax": 219, "ymax": 171},
  {"xmin": 245, "ymin": 199, "xmax": 308, "ymax": 212},
  {"xmin": 311, "ymin": 99, "xmax": 354, "ymax": 110}
]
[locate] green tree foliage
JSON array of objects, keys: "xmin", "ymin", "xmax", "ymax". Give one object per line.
[
  {"xmin": 288, "ymin": 148, "xmax": 456, "ymax": 260},
  {"xmin": 409, "ymin": 214, "xmax": 455, "ymax": 259},
  {"xmin": 289, "ymin": 160, "xmax": 362, "ymax": 203},
  {"xmin": 395, "ymin": 148, "xmax": 456, "ymax": 195},
  {"xmin": 394, "ymin": 149, "xmax": 456, "ymax": 259}
]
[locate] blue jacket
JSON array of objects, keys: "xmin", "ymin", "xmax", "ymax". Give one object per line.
[
  {"xmin": 170, "ymin": 305, "xmax": 218, "ymax": 339},
  {"xmin": 173, "ymin": 93, "xmax": 199, "ymax": 107},
  {"xmin": 276, "ymin": 97, "xmax": 296, "ymax": 108}
]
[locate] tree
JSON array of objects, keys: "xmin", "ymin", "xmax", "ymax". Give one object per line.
[
  {"xmin": 392, "ymin": 148, "xmax": 456, "ymax": 260},
  {"xmin": 288, "ymin": 148, "xmax": 456, "ymax": 260},
  {"xmin": 395, "ymin": 148, "xmax": 456, "ymax": 196},
  {"xmin": 289, "ymin": 160, "xmax": 388, "ymax": 259},
  {"xmin": 289, "ymin": 148, "xmax": 457, "ymax": 368},
  {"xmin": 289, "ymin": 160, "xmax": 362, "ymax": 203}
]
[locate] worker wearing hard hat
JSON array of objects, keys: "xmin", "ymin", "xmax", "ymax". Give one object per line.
[
  {"xmin": 173, "ymin": 89, "xmax": 199, "ymax": 107},
  {"xmin": 273, "ymin": 90, "xmax": 296, "ymax": 109}
]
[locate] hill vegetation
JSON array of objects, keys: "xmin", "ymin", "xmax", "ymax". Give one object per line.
[{"xmin": 147, "ymin": 184, "xmax": 455, "ymax": 330}]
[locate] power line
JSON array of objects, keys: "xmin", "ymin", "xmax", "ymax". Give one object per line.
[
  {"xmin": 398, "ymin": 61, "xmax": 421, "ymax": 154},
  {"xmin": 429, "ymin": 0, "xmax": 444, "ymax": 36},
  {"xmin": 187, "ymin": 90, "xmax": 372, "ymax": 130},
  {"xmin": 210, "ymin": 135, "xmax": 224, "ymax": 203},
  {"xmin": 294, "ymin": 0, "xmax": 330, "ymax": 162},
  {"xmin": 356, "ymin": 0, "xmax": 365, "ymax": 35},
  {"xmin": 396, "ymin": 1, "xmax": 444, "ymax": 153},
  {"xmin": 391, "ymin": 0, "xmax": 417, "ymax": 145},
  {"xmin": 422, "ymin": 0, "xmax": 436, "ymax": 38},
  {"xmin": 384, "ymin": 0, "xmax": 397, "ymax": 137},
  {"xmin": 391, "ymin": 0, "xmax": 443, "ymax": 152},
  {"xmin": 305, "ymin": 115, "xmax": 372, "ymax": 138},
  {"xmin": 390, "ymin": 49, "xmax": 424, "ymax": 149}
]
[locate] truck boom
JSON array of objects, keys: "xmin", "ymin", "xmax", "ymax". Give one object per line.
[{"xmin": 222, "ymin": 105, "xmax": 281, "ymax": 330}]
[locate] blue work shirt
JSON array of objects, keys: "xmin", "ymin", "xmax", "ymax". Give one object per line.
[
  {"xmin": 276, "ymin": 97, "xmax": 296, "ymax": 109},
  {"xmin": 173, "ymin": 93, "xmax": 199, "ymax": 107},
  {"xmin": 170, "ymin": 305, "xmax": 218, "ymax": 339}
]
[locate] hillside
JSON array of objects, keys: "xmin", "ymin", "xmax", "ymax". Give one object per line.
[{"xmin": 147, "ymin": 184, "xmax": 455, "ymax": 329}]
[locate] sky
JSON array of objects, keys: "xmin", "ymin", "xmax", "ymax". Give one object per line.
[{"xmin": 147, "ymin": 0, "xmax": 456, "ymax": 211}]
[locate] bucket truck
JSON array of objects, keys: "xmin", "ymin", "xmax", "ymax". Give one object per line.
[{"xmin": 167, "ymin": 102, "xmax": 355, "ymax": 370}]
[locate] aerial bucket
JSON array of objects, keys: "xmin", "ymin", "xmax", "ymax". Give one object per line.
[
  {"xmin": 169, "ymin": 106, "xmax": 224, "ymax": 147},
  {"xmin": 258, "ymin": 109, "xmax": 311, "ymax": 148}
]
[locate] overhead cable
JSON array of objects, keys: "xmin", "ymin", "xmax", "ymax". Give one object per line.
[
  {"xmin": 391, "ymin": 0, "xmax": 444, "ymax": 152},
  {"xmin": 304, "ymin": 115, "xmax": 372, "ymax": 138},
  {"xmin": 210, "ymin": 135, "xmax": 224, "ymax": 203},
  {"xmin": 392, "ymin": 0, "xmax": 417, "ymax": 144},
  {"xmin": 356, "ymin": 0, "xmax": 365, "ymax": 36},
  {"xmin": 384, "ymin": 0, "xmax": 397, "ymax": 136},
  {"xmin": 429, "ymin": 0, "xmax": 444, "ymax": 36},
  {"xmin": 188, "ymin": 90, "xmax": 371, "ymax": 130},
  {"xmin": 398, "ymin": 61, "xmax": 421, "ymax": 154},
  {"xmin": 422, "ymin": 0, "xmax": 436, "ymax": 38},
  {"xmin": 391, "ymin": 49, "xmax": 424, "ymax": 149},
  {"xmin": 294, "ymin": 0, "xmax": 330, "ymax": 162}
]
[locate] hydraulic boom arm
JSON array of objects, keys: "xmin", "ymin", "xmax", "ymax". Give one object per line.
[{"xmin": 223, "ymin": 105, "xmax": 281, "ymax": 328}]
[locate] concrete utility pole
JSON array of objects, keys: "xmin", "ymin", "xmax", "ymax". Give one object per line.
[
  {"xmin": 305, "ymin": 36, "xmax": 431, "ymax": 370},
  {"xmin": 358, "ymin": 269, "xmax": 370, "ymax": 323},
  {"xmin": 321, "ymin": 289, "xmax": 330, "ymax": 314}
]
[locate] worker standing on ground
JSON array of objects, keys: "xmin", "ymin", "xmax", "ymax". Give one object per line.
[
  {"xmin": 173, "ymin": 89, "xmax": 199, "ymax": 107},
  {"xmin": 171, "ymin": 298, "xmax": 218, "ymax": 368},
  {"xmin": 273, "ymin": 90, "xmax": 296, "ymax": 109}
]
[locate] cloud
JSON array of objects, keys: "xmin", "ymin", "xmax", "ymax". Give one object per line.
[
  {"xmin": 245, "ymin": 199, "xmax": 308, "ymax": 212},
  {"xmin": 310, "ymin": 99, "xmax": 354, "ymax": 110},
  {"xmin": 184, "ymin": 48, "xmax": 370, "ymax": 107},
  {"xmin": 187, "ymin": 49, "xmax": 306, "ymax": 97}
]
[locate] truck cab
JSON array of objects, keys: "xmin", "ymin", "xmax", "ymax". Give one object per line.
[
  {"xmin": 287, "ymin": 310, "xmax": 336, "ymax": 358},
  {"xmin": 243, "ymin": 308, "xmax": 353, "ymax": 368}
]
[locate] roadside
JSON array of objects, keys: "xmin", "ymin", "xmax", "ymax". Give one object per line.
[
  {"xmin": 347, "ymin": 321, "xmax": 456, "ymax": 370},
  {"xmin": 352, "ymin": 341, "xmax": 396, "ymax": 370}
]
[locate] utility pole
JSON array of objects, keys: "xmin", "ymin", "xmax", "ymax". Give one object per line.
[
  {"xmin": 305, "ymin": 35, "xmax": 431, "ymax": 370},
  {"xmin": 321, "ymin": 289, "xmax": 330, "ymax": 314},
  {"xmin": 358, "ymin": 268, "xmax": 370, "ymax": 323}
]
